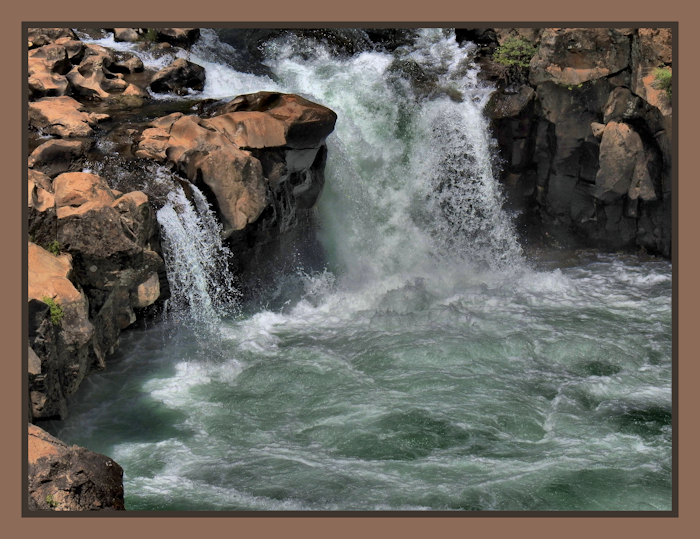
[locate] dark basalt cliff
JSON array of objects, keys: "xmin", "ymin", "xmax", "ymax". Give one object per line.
[{"xmin": 470, "ymin": 28, "xmax": 673, "ymax": 257}]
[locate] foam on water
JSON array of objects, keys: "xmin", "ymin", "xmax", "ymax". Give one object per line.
[{"xmin": 48, "ymin": 28, "xmax": 672, "ymax": 512}]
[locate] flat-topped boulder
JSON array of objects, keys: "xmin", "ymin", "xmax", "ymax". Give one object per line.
[{"xmin": 29, "ymin": 96, "xmax": 110, "ymax": 138}]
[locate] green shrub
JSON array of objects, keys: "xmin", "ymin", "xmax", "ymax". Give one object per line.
[
  {"xmin": 493, "ymin": 37, "xmax": 537, "ymax": 78},
  {"xmin": 42, "ymin": 296, "xmax": 65, "ymax": 326},
  {"xmin": 45, "ymin": 494, "xmax": 58, "ymax": 508},
  {"xmin": 47, "ymin": 240, "xmax": 61, "ymax": 256},
  {"xmin": 654, "ymin": 67, "xmax": 672, "ymax": 101}
]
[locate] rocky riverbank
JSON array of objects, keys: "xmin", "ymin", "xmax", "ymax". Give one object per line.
[{"xmin": 26, "ymin": 27, "xmax": 336, "ymax": 511}]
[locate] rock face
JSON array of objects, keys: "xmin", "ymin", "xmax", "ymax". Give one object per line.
[
  {"xmin": 27, "ymin": 170, "xmax": 164, "ymax": 420},
  {"xmin": 137, "ymin": 91, "xmax": 337, "ymax": 275},
  {"xmin": 28, "ymin": 424, "xmax": 125, "ymax": 511},
  {"xmin": 28, "ymin": 242, "xmax": 93, "ymax": 420},
  {"xmin": 484, "ymin": 27, "xmax": 672, "ymax": 256}
]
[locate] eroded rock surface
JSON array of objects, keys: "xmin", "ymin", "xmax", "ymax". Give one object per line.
[{"xmin": 27, "ymin": 171, "xmax": 164, "ymax": 420}]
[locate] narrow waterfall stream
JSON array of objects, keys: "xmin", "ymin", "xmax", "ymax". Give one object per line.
[{"xmin": 47, "ymin": 29, "xmax": 672, "ymax": 511}]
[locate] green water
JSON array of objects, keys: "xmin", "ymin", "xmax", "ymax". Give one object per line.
[
  {"xmin": 49, "ymin": 252, "xmax": 672, "ymax": 511},
  {"xmin": 49, "ymin": 28, "xmax": 673, "ymax": 512}
]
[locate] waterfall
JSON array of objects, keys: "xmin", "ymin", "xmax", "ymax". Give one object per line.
[
  {"xmin": 261, "ymin": 28, "xmax": 524, "ymax": 288},
  {"xmin": 155, "ymin": 170, "xmax": 239, "ymax": 344},
  {"xmin": 50, "ymin": 28, "xmax": 672, "ymax": 512}
]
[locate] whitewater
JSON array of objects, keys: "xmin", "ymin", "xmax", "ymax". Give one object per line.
[{"xmin": 48, "ymin": 29, "xmax": 672, "ymax": 511}]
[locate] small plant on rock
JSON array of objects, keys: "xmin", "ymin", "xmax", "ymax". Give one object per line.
[
  {"xmin": 47, "ymin": 240, "xmax": 61, "ymax": 256},
  {"xmin": 42, "ymin": 296, "xmax": 65, "ymax": 327},
  {"xmin": 45, "ymin": 494, "xmax": 58, "ymax": 508},
  {"xmin": 653, "ymin": 66, "xmax": 672, "ymax": 101},
  {"xmin": 492, "ymin": 37, "xmax": 538, "ymax": 83}
]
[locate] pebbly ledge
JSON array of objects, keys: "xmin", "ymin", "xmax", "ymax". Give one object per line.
[{"xmin": 471, "ymin": 27, "xmax": 673, "ymax": 257}]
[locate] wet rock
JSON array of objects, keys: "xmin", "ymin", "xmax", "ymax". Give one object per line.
[
  {"xmin": 485, "ymin": 85, "xmax": 535, "ymax": 119},
  {"xmin": 156, "ymin": 28, "xmax": 200, "ymax": 48},
  {"xmin": 362, "ymin": 28, "xmax": 418, "ymax": 51},
  {"xmin": 28, "ymin": 424, "xmax": 125, "ymax": 511},
  {"xmin": 111, "ymin": 54, "xmax": 144, "ymax": 74},
  {"xmin": 149, "ymin": 58, "xmax": 206, "ymax": 95},
  {"xmin": 386, "ymin": 58, "xmax": 440, "ymax": 100},
  {"xmin": 455, "ymin": 28, "xmax": 499, "ymax": 47}
]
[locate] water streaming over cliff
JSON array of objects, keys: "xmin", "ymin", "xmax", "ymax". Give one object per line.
[
  {"xmin": 155, "ymin": 174, "xmax": 239, "ymax": 344},
  {"xmin": 50, "ymin": 29, "xmax": 673, "ymax": 511}
]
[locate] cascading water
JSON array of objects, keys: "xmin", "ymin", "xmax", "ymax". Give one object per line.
[
  {"xmin": 156, "ymin": 178, "xmax": 239, "ymax": 338},
  {"xmin": 49, "ymin": 28, "xmax": 672, "ymax": 511}
]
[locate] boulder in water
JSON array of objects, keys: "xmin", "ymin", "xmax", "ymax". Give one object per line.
[
  {"xmin": 149, "ymin": 58, "xmax": 206, "ymax": 95},
  {"xmin": 156, "ymin": 28, "xmax": 200, "ymax": 48}
]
